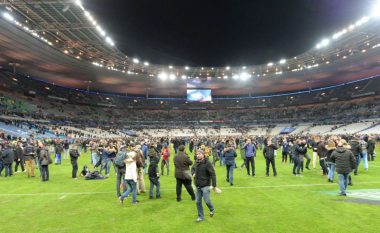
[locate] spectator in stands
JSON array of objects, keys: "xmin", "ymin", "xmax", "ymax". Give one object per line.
[
  {"xmin": 330, "ymin": 139, "xmax": 356, "ymax": 196},
  {"xmin": 161, "ymin": 144, "xmax": 170, "ymax": 176},
  {"xmin": 174, "ymin": 145, "xmax": 195, "ymax": 201},
  {"xmin": 192, "ymin": 149, "xmax": 217, "ymax": 222},
  {"xmin": 263, "ymin": 138, "xmax": 278, "ymax": 177}
]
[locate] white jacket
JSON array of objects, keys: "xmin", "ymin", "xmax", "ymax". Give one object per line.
[{"xmin": 124, "ymin": 152, "xmax": 138, "ymax": 182}]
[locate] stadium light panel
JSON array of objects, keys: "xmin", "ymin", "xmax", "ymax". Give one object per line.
[
  {"xmin": 279, "ymin": 59, "xmax": 286, "ymax": 64},
  {"xmin": 372, "ymin": 1, "xmax": 380, "ymax": 17},
  {"xmin": 2, "ymin": 12, "xmax": 14, "ymax": 22},
  {"xmin": 158, "ymin": 73, "xmax": 168, "ymax": 80},
  {"xmin": 185, "ymin": 66, "xmax": 189, "ymax": 70},
  {"xmin": 267, "ymin": 62, "xmax": 273, "ymax": 67},
  {"xmin": 321, "ymin": 38, "xmax": 330, "ymax": 47},
  {"xmin": 105, "ymin": 36, "xmax": 114, "ymax": 46},
  {"xmin": 181, "ymin": 75, "xmax": 187, "ymax": 80},
  {"xmin": 75, "ymin": 0, "xmax": 85, "ymax": 10},
  {"xmin": 232, "ymin": 74, "xmax": 239, "ymax": 80},
  {"xmin": 169, "ymin": 74, "xmax": 176, "ymax": 80},
  {"xmin": 226, "ymin": 66, "xmax": 230, "ymax": 70},
  {"xmin": 144, "ymin": 61, "xmax": 149, "ymax": 66},
  {"xmin": 133, "ymin": 58, "xmax": 139, "ymax": 64}
]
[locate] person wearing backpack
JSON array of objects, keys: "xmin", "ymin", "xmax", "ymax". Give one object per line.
[{"xmin": 115, "ymin": 146, "xmax": 128, "ymax": 198}]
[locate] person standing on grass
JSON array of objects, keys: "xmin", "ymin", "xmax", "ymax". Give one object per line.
[
  {"xmin": 14, "ymin": 142, "xmax": 24, "ymax": 173},
  {"xmin": 119, "ymin": 149, "xmax": 139, "ymax": 204},
  {"xmin": 135, "ymin": 145, "xmax": 146, "ymax": 194},
  {"xmin": 55, "ymin": 142, "xmax": 63, "ymax": 165},
  {"xmin": 242, "ymin": 139, "xmax": 257, "ymax": 176},
  {"xmin": 263, "ymin": 138, "xmax": 278, "ymax": 177},
  {"xmin": 294, "ymin": 139, "xmax": 307, "ymax": 176},
  {"xmin": 38, "ymin": 142, "xmax": 51, "ymax": 182},
  {"xmin": 148, "ymin": 148, "xmax": 161, "ymax": 199},
  {"xmin": 282, "ymin": 139, "xmax": 290, "ymax": 164},
  {"xmin": 161, "ymin": 144, "xmax": 170, "ymax": 176},
  {"xmin": 24, "ymin": 143, "xmax": 36, "ymax": 178},
  {"xmin": 325, "ymin": 139, "xmax": 337, "ymax": 182},
  {"xmin": 70, "ymin": 145, "xmax": 80, "ymax": 179},
  {"xmin": 367, "ymin": 136, "xmax": 376, "ymax": 161},
  {"xmin": 224, "ymin": 144, "xmax": 237, "ymax": 186},
  {"xmin": 2, "ymin": 143, "xmax": 14, "ymax": 177},
  {"xmin": 192, "ymin": 149, "xmax": 217, "ymax": 222},
  {"xmin": 174, "ymin": 145, "xmax": 195, "ymax": 202},
  {"xmin": 330, "ymin": 139, "xmax": 356, "ymax": 196}
]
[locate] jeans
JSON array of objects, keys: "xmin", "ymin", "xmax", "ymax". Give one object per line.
[
  {"xmin": 218, "ymin": 151, "xmax": 225, "ymax": 166},
  {"xmin": 4, "ymin": 163, "xmax": 12, "ymax": 177},
  {"xmin": 338, "ymin": 173, "xmax": 349, "ymax": 194},
  {"xmin": 91, "ymin": 152, "xmax": 99, "ymax": 166},
  {"xmin": 266, "ymin": 157, "xmax": 277, "ymax": 176},
  {"xmin": 196, "ymin": 186, "xmax": 215, "ymax": 219},
  {"xmin": 226, "ymin": 163, "xmax": 235, "ymax": 184},
  {"xmin": 296, "ymin": 156, "xmax": 304, "ymax": 174},
  {"xmin": 176, "ymin": 178, "xmax": 195, "ymax": 200},
  {"xmin": 246, "ymin": 157, "xmax": 255, "ymax": 175},
  {"xmin": 40, "ymin": 165, "xmax": 49, "ymax": 181},
  {"xmin": 327, "ymin": 162, "xmax": 335, "ymax": 181},
  {"xmin": 55, "ymin": 153, "xmax": 61, "ymax": 165},
  {"xmin": 150, "ymin": 177, "xmax": 161, "ymax": 198},
  {"xmin": 120, "ymin": 179, "xmax": 137, "ymax": 203},
  {"xmin": 116, "ymin": 168, "xmax": 126, "ymax": 197},
  {"xmin": 292, "ymin": 156, "xmax": 299, "ymax": 174},
  {"xmin": 358, "ymin": 152, "xmax": 368, "ymax": 170}
]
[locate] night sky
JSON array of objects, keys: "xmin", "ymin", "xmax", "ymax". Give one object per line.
[{"xmin": 86, "ymin": 0, "xmax": 374, "ymax": 67}]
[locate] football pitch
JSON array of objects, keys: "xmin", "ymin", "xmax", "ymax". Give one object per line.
[{"xmin": 1, "ymin": 146, "xmax": 379, "ymax": 233}]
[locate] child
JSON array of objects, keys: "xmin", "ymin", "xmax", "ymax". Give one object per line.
[{"xmin": 148, "ymin": 152, "xmax": 161, "ymax": 199}]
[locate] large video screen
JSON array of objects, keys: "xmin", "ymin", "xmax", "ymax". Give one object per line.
[{"xmin": 187, "ymin": 89, "xmax": 212, "ymax": 102}]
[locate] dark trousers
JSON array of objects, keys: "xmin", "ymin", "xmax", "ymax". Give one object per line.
[
  {"xmin": 319, "ymin": 159, "xmax": 328, "ymax": 175},
  {"xmin": 368, "ymin": 153, "xmax": 375, "ymax": 161},
  {"xmin": 282, "ymin": 152, "xmax": 288, "ymax": 163},
  {"xmin": 265, "ymin": 157, "xmax": 277, "ymax": 176},
  {"xmin": 4, "ymin": 163, "xmax": 12, "ymax": 177},
  {"xmin": 116, "ymin": 168, "xmax": 126, "ymax": 197},
  {"xmin": 246, "ymin": 157, "xmax": 255, "ymax": 175},
  {"xmin": 40, "ymin": 165, "xmax": 49, "ymax": 181},
  {"xmin": 72, "ymin": 162, "xmax": 78, "ymax": 178},
  {"xmin": 176, "ymin": 178, "xmax": 195, "ymax": 201},
  {"xmin": 15, "ymin": 159, "xmax": 25, "ymax": 172},
  {"xmin": 292, "ymin": 156, "xmax": 299, "ymax": 174}
]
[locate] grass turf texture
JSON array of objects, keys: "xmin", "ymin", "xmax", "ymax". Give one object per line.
[{"xmin": 1, "ymin": 146, "xmax": 380, "ymax": 233}]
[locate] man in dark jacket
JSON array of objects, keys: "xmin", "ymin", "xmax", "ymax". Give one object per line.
[
  {"xmin": 316, "ymin": 138, "xmax": 328, "ymax": 175},
  {"xmin": 294, "ymin": 139, "xmax": 308, "ymax": 176},
  {"xmin": 148, "ymin": 151, "xmax": 161, "ymax": 199},
  {"xmin": 24, "ymin": 143, "xmax": 36, "ymax": 177},
  {"xmin": 243, "ymin": 139, "xmax": 257, "ymax": 176},
  {"xmin": 174, "ymin": 145, "xmax": 195, "ymax": 202},
  {"xmin": 2, "ymin": 143, "xmax": 15, "ymax": 177},
  {"xmin": 263, "ymin": 138, "xmax": 278, "ymax": 176},
  {"xmin": 70, "ymin": 145, "xmax": 80, "ymax": 179},
  {"xmin": 14, "ymin": 142, "xmax": 24, "ymax": 173},
  {"xmin": 224, "ymin": 146, "xmax": 237, "ymax": 185},
  {"xmin": 331, "ymin": 140, "xmax": 356, "ymax": 196},
  {"xmin": 38, "ymin": 144, "xmax": 51, "ymax": 182},
  {"xmin": 191, "ymin": 149, "xmax": 217, "ymax": 222},
  {"xmin": 349, "ymin": 137, "xmax": 362, "ymax": 176},
  {"xmin": 367, "ymin": 137, "xmax": 376, "ymax": 161}
]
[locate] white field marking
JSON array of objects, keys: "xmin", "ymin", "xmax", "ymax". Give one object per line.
[
  {"xmin": 1, "ymin": 182, "xmax": 380, "ymax": 197},
  {"xmin": 59, "ymin": 195, "xmax": 67, "ymax": 199}
]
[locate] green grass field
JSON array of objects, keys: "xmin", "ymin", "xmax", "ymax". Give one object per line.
[{"xmin": 1, "ymin": 146, "xmax": 380, "ymax": 233}]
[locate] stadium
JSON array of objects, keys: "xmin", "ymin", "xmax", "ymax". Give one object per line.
[{"xmin": 0, "ymin": 0, "xmax": 379, "ymax": 232}]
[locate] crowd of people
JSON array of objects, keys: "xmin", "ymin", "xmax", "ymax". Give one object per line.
[{"xmin": 0, "ymin": 131, "xmax": 377, "ymax": 221}]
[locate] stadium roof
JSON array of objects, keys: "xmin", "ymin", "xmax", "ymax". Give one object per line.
[{"xmin": 1, "ymin": 0, "xmax": 380, "ymax": 96}]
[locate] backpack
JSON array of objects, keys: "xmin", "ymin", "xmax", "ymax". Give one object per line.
[{"xmin": 114, "ymin": 151, "xmax": 127, "ymax": 168}]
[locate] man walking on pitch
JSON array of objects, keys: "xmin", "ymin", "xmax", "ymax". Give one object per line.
[
  {"xmin": 192, "ymin": 149, "xmax": 218, "ymax": 222},
  {"xmin": 174, "ymin": 145, "xmax": 195, "ymax": 202}
]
